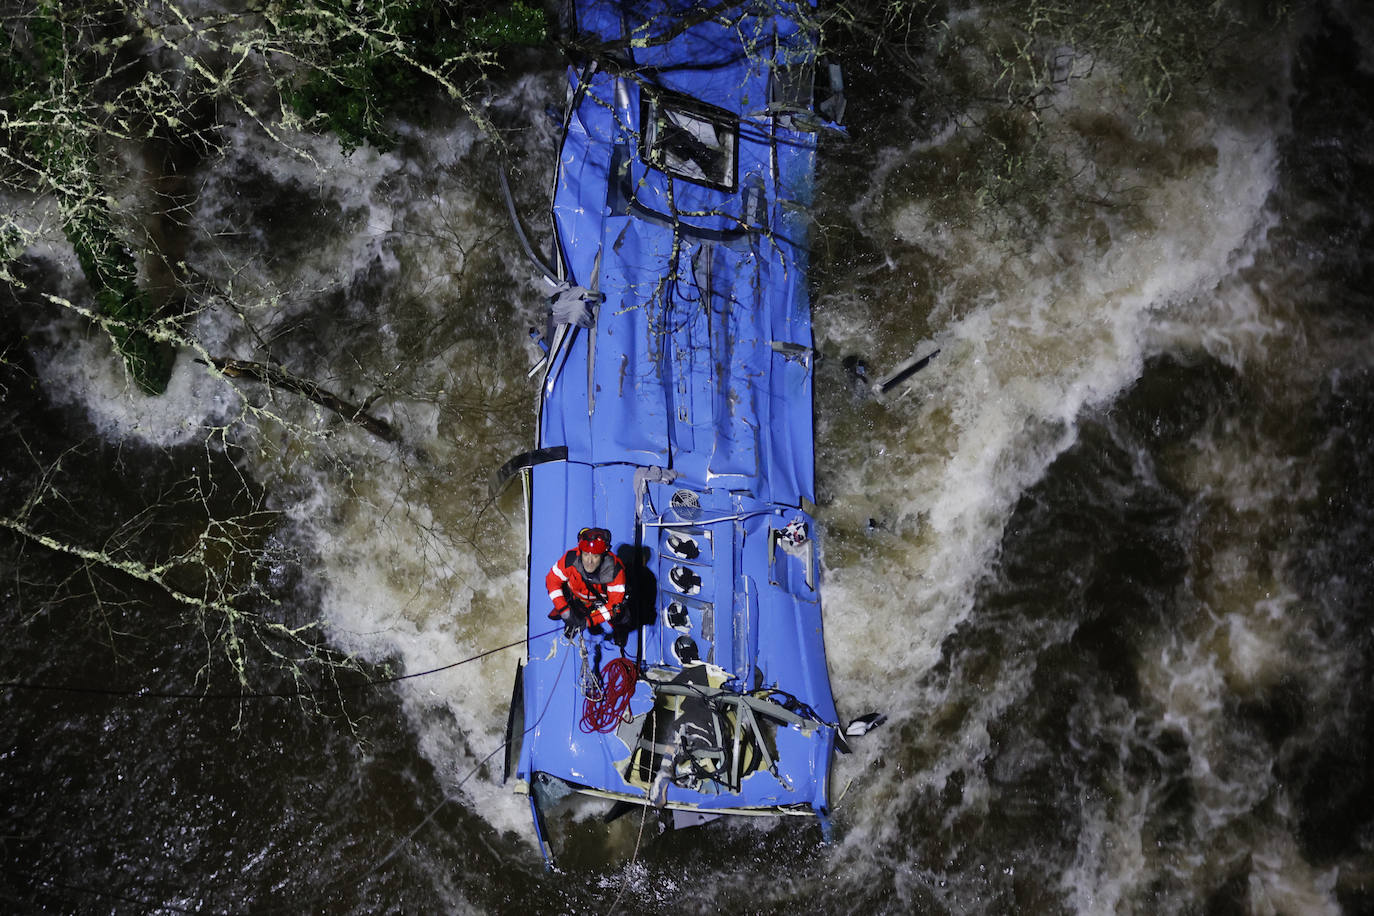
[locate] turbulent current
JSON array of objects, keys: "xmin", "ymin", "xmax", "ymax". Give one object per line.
[{"xmin": 4, "ymin": 2, "xmax": 1374, "ymax": 914}]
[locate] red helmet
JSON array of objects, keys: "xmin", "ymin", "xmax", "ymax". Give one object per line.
[{"xmin": 577, "ymin": 526, "xmax": 610, "ymax": 555}]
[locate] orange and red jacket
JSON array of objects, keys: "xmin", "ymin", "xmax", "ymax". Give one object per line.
[{"xmin": 546, "ymin": 549, "xmax": 627, "ymax": 626}]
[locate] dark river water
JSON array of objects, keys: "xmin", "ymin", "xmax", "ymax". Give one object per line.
[{"xmin": 4, "ymin": 1, "xmax": 1374, "ymax": 913}]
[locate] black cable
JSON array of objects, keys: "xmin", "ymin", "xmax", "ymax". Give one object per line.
[
  {"xmin": 0, "ymin": 625, "xmax": 564, "ymax": 702},
  {"xmin": 498, "ymin": 163, "xmax": 558, "ymax": 283}
]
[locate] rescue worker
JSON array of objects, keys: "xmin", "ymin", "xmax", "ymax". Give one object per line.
[{"xmin": 546, "ymin": 526, "xmax": 627, "ymax": 638}]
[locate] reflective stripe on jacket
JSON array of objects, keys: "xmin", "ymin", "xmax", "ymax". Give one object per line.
[{"xmin": 546, "ymin": 549, "xmax": 627, "ymax": 626}]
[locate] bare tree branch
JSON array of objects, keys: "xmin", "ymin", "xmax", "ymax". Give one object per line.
[{"xmin": 200, "ymin": 356, "xmax": 399, "ymax": 444}]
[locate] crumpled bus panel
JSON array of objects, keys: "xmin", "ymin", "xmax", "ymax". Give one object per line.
[{"xmin": 516, "ymin": 0, "xmax": 838, "ymax": 834}]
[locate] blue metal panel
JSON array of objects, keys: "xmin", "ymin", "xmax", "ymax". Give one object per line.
[{"xmin": 515, "ymin": 0, "xmax": 838, "ymax": 842}]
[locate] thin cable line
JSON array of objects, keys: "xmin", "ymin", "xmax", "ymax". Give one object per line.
[
  {"xmin": 0, "ymin": 626, "xmax": 563, "ymax": 702},
  {"xmin": 258, "ymin": 646, "xmax": 573, "ymax": 915},
  {"xmin": 9, "ymin": 634, "xmax": 575, "ymax": 916}
]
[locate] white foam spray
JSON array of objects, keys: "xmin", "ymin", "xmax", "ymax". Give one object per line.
[
  {"xmin": 20, "ymin": 10, "xmax": 1350, "ymax": 909},
  {"xmin": 816, "ymin": 46, "xmax": 1309, "ymax": 909}
]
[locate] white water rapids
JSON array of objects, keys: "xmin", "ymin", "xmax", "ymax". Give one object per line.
[{"xmin": 9, "ymin": 4, "xmax": 1374, "ymax": 913}]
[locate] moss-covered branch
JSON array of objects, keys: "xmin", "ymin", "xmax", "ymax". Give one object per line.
[
  {"xmin": 202, "ymin": 356, "xmax": 399, "ymax": 444},
  {"xmin": 274, "ymin": 0, "xmax": 548, "ymax": 152},
  {"xmin": 2, "ymin": 0, "xmax": 551, "ymax": 396},
  {"xmin": 3, "ymin": 1, "xmax": 177, "ymax": 393}
]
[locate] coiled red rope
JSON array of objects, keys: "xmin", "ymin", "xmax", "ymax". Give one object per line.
[{"xmin": 580, "ymin": 656, "xmax": 640, "ymax": 733}]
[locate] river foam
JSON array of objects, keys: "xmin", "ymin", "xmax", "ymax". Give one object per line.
[
  {"xmin": 815, "ymin": 34, "xmax": 1306, "ymax": 911},
  {"xmin": 16, "ymin": 5, "xmax": 1367, "ymax": 911}
]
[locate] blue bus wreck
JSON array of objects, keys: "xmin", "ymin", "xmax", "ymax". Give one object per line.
[{"xmin": 502, "ymin": 0, "xmax": 846, "ymax": 864}]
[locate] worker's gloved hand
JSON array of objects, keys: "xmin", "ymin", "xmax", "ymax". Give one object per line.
[
  {"xmin": 587, "ymin": 623, "xmax": 605, "ymax": 636},
  {"xmin": 563, "ymin": 618, "xmax": 580, "ymax": 639}
]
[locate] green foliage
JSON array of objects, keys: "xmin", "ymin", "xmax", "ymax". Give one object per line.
[
  {"xmin": 63, "ymin": 206, "xmax": 174, "ymax": 395},
  {"xmin": 466, "ymin": 0, "xmax": 548, "ymax": 48},
  {"xmin": 3, "ymin": 1, "xmax": 174, "ymax": 394},
  {"xmin": 286, "ymin": 59, "xmax": 415, "ymax": 154},
  {"xmin": 4, "ymin": 0, "xmax": 548, "ymax": 394},
  {"xmin": 281, "ymin": 0, "xmax": 547, "ymax": 153},
  {"xmin": 1, "ymin": 0, "xmax": 548, "ymax": 697},
  {"xmin": 0, "ymin": 2, "xmax": 56, "ymax": 107}
]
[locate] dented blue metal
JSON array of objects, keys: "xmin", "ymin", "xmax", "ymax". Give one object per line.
[{"xmin": 510, "ymin": 0, "xmax": 840, "ymax": 856}]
